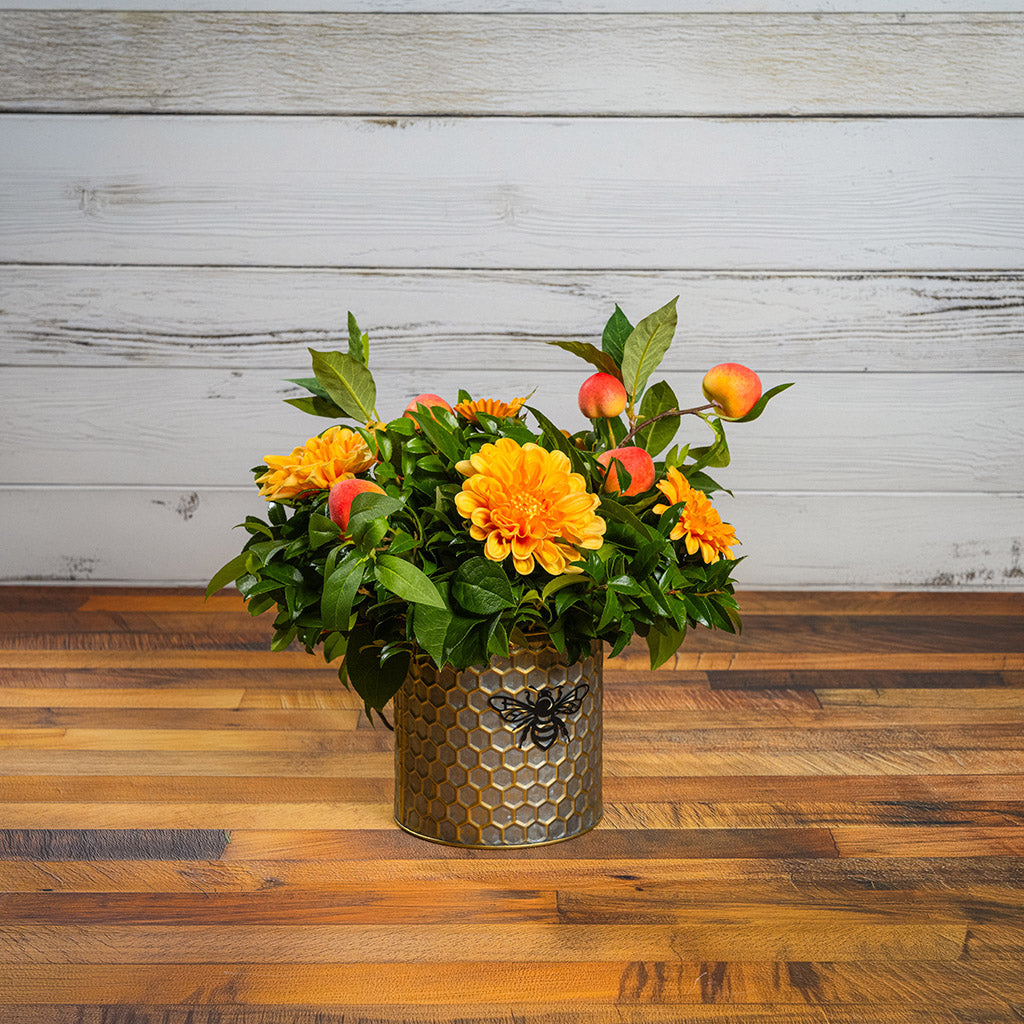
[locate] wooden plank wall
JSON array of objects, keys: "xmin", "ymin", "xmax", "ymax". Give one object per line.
[{"xmin": 0, "ymin": 3, "xmax": 1022, "ymax": 588}]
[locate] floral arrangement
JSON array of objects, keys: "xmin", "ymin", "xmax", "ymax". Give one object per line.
[{"xmin": 208, "ymin": 299, "xmax": 790, "ymax": 718}]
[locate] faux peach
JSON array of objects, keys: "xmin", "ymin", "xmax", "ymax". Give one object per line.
[
  {"xmin": 404, "ymin": 393, "xmax": 454, "ymax": 419},
  {"xmin": 328, "ymin": 478, "xmax": 385, "ymax": 534},
  {"xmin": 701, "ymin": 363, "xmax": 762, "ymax": 419},
  {"xmin": 597, "ymin": 446, "xmax": 655, "ymax": 497},
  {"xmin": 578, "ymin": 372, "xmax": 627, "ymax": 419}
]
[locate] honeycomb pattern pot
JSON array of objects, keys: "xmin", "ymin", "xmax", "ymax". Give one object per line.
[{"xmin": 394, "ymin": 641, "xmax": 602, "ymax": 848}]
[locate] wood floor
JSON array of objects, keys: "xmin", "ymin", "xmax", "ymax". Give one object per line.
[{"xmin": 0, "ymin": 587, "xmax": 1022, "ymax": 1022}]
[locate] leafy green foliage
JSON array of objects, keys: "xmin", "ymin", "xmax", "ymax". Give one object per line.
[
  {"xmin": 620, "ymin": 296, "xmax": 678, "ymax": 401},
  {"xmin": 209, "ymin": 302, "xmax": 792, "ymax": 713},
  {"xmin": 601, "ymin": 305, "xmax": 634, "ymax": 367}
]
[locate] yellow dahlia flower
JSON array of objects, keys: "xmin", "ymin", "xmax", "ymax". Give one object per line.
[
  {"xmin": 454, "ymin": 396, "xmax": 527, "ymax": 425},
  {"xmin": 653, "ymin": 465, "xmax": 739, "ymax": 564},
  {"xmin": 256, "ymin": 425, "xmax": 375, "ymax": 500},
  {"xmin": 455, "ymin": 438, "xmax": 606, "ymax": 575}
]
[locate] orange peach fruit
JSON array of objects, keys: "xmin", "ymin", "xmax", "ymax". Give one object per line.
[
  {"xmin": 597, "ymin": 447, "xmax": 656, "ymax": 496},
  {"xmin": 578, "ymin": 372, "xmax": 627, "ymax": 419},
  {"xmin": 701, "ymin": 363, "xmax": 762, "ymax": 419},
  {"xmin": 328, "ymin": 478, "xmax": 386, "ymax": 534},
  {"xmin": 404, "ymin": 393, "xmax": 454, "ymax": 419}
]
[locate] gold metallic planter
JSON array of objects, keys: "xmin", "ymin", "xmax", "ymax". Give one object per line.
[{"xmin": 394, "ymin": 641, "xmax": 603, "ymax": 848}]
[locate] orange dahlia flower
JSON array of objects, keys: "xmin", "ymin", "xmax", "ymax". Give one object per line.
[
  {"xmin": 256, "ymin": 425, "xmax": 375, "ymax": 501},
  {"xmin": 453, "ymin": 396, "xmax": 527, "ymax": 425},
  {"xmin": 455, "ymin": 438, "xmax": 606, "ymax": 575},
  {"xmin": 653, "ymin": 466, "xmax": 739, "ymax": 564}
]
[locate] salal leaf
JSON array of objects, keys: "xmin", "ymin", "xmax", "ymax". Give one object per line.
[
  {"xmin": 206, "ymin": 551, "xmax": 250, "ymax": 598},
  {"xmin": 321, "ymin": 552, "xmax": 364, "ymax": 631},
  {"xmin": 406, "ymin": 406, "xmax": 463, "ymax": 464},
  {"xmin": 541, "ymin": 574, "xmax": 587, "ymax": 602},
  {"xmin": 601, "ymin": 304, "xmax": 634, "ymax": 367},
  {"xmin": 526, "ymin": 405, "xmax": 586, "ymax": 476},
  {"xmin": 452, "ymin": 557, "xmax": 516, "ymax": 616},
  {"xmin": 309, "ymin": 348, "xmax": 376, "ymax": 422},
  {"xmin": 646, "ymin": 622, "xmax": 686, "ymax": 670},
  {"xmin": 620, "ymin": 296, "xmax": 678, "ymax": 400},
  {"xmin": 731, "ymin": 381, "xmax": 795, "ymax": 422},
  {"xmin": 688, "ymin": 416, "xmax": 730, "ymax": 471},
  {"xmin": 375, "ymin": 554, "xmax": 446, "ymax": 609},
  {"xmin": 634, "ymin": 380, "xmax": 680, "ymax": 457},
  {"xmin": 347, "ymin": 312, "xmax": 369, "ymax": 365},
  {"xmin": 308, "ymin": 512, "xmax": 341, "ymax": 550},
  {"xmin": 413, "ymin": 600, "xmax": 452, "ymax": 666},
  {"xmin": 345, "ymin": 622, "xmax": 409, "ymax": 713},
  {"xmin": 346, "ymin": 492, "xmax": 404, "ymax": 546},
  {"xmin": 547, "ymin": 340, "xmax": 622, "ymax": 381}
]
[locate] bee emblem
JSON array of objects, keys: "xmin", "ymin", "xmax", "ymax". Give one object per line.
[{"xmin": 488, "ymin": 684, "xmax": 590, "ymax": 750}]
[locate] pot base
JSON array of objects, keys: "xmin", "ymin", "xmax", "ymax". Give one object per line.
[{"xmin": 393, "ymin": 812, "xmax": 603, "ymax": 850}]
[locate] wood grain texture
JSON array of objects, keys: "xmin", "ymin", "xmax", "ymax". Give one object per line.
[
  {"xmin": 4, "ymin": 0, "xmax": 1023, "ymax": 10},
  {"xmin": 2, "ymin": 13, "xmax": 1022, "ymax": 116},
  {"xmin": 3, "ymin": 487, "xmax": 1021, "ymax": 589},
  {"xmin": 6, "ymin": 266, "xmax": 1023, "ymax": 373},
  {"xmin": 4, "ymin": 116, "xmax": 1024, "ymax": 269},
  {"xmin": 0, "ymin": 585, "xmax": 1020, "ymax": 1019}
]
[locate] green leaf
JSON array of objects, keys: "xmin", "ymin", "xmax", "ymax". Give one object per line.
[
  {"xmin": 347, "ymin": 312, "xmax": 369, "ymax": 365},
  {"xmin": 646, "ymin": 622, "xmax": 686, "ymax": 670},
  {"xmin": 634, "ymin": 380, "xmax": 680, "ymax": 457},
  {"xmin": 270, "ymin": 625, "xmax": 298, "ymax": 652},
  {"xmin": 525, "ymin": 405, "xmax": 587, "ymax": 476},
  {"xmin": 284, "ymin": 395, "xmax": 347, "ymax": 420},
  {"xmin": 547, "ymin": 340, "xmax": 622, "ymax": 381},
  {"xmin": 596, "ymin": 588, "xmax": 622, "ymax": 632},
  {"xmin": 206, "ymin": 551, "xmax": 251, "ymax": 598},
  {"xmin": 308, "ymin": 513, "xmax": 341, "ymax": 550},
  {"xmin": 486, "ymin": 615, "xmax": 510, "ymax": 659},
  {"xmin": 322, "ymin": 631, "xmax": 347, "ymax": 664},
  {"xmin": 601, "ymin": 304, "xmax": 634, "ymax": 367},
  {"xmin": 620, "ymin": 296, "xmax": 678, "ymax": 400},
  {"xmin": 731, "ymin": 381, "xmax": 795, "ymax": 423},
  {"xmin": 345, "ymin": 622, "xmax": 410, "ymax": 712},
  {"xmin": 309, "ymin": 348, "xmax": 376, "ymax": 422},
  {"xmin": 346, "ymin": 492, "xmax": 404, "ymax": 546},
  {"xmin": 452, "ymin": 557, "xmax": 516, "ymax": 616},
  {"xmin": 375, "ymin": 555, "xmax": 446, "ymax": 609},
  {"xmin": 541, "ymin": 574, "xmax": 587, "ymax": 602},
  {"xmin": 688, "ymin": 416, "xmax": 730, "ymax": 472},
  {"xmin": 320, "ymin": 554, "xmax": 364, "ymax": 631},
  {"xmin": 598, "ymin": 496, "xmax": 656, "ymax": 543},
  {"xmin": 406, "ymin": 406, "xmax": 464, "ymax": 464},
  {"xmin": 413, "ymin": 601, "xmax": 451, "ymax": 666},
  {"xmin": 443, "ymin": 611, "xmax": 490, "ymax": 668}
]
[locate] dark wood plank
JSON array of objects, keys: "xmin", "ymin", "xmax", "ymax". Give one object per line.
[{"xmin": 0, "ymin": 830, "xmax": 228, "ymax": 861}]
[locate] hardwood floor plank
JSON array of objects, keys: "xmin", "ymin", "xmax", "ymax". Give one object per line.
[
  {"xmin": 0, "ymin": 920, "xmax": 970, "ymax": 964},
  {"xmin": 0, "ymin": 830, "xmax": 228, "ymax": 861},
  {"xmin": 1, "ymin": 961, "xmax": 1022, "ymax": 1007},
  {"xmin": 0, "ymin": 1006, "xmax": 999, "ymax": 1024}
]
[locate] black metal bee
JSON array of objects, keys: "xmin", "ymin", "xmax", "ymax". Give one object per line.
[{"xmin": 488, "ymin": 684, "xmax": 590, "ymax": 750}]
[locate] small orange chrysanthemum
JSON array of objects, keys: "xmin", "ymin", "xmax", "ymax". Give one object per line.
[
  {"xmin": 455, "ymin": 438, "xmax": 606, "ymax": 575},
  {"xmin": 453, "ymin": 396, "xmax": 527, "ymax": 425},
  {"xmin": 653, "ymin": 466, "xmax": 739, "ymax": 564},
  {"xmin": 256, "ymin": 425, "xmax": 375, "ymax": 500}
]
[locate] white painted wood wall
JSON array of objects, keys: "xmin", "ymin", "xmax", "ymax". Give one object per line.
[{"xmin": 1, "ymin": 3, "xmax": 1022, "ymax": 590}]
